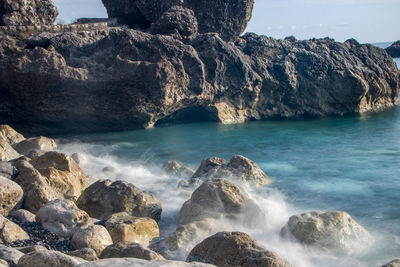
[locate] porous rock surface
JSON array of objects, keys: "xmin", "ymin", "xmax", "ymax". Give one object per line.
[
  {"xmin": 104, "ymin": 212, "xmax": 159, "ymax": 245},
  {"xmin": 35, "ymin": 199, "xmax": 92, "ymax": 238},
  {"xmin": 0, "ymin": 0, "xmax": 58, "ymax": 26},
  {"xmin": 280, "ymin": 211, "xmax": 372, "ymax": 252},
  {"xmin": 77, "ymin": 180, "xmax": 162, "ymax": 221},
  {"xmin": 100, "ymin": 242, "xmax": 164, "ymax": 260},
  {"xmin": 0, "ymin": 176, "xmax": 23, "ymax": 216},
  {"xmin": 187, "ymin": 231, "xmax": 291, "ymax": 267}
]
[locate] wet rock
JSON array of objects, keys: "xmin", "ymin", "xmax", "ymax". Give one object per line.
[
  {"xmin": 77, "ymin": 180, "xmax": 162, "ymax": 222},
  {"xmin": 386, "ymin": 41, "xmax": 400, "ymax": 58},
  {"xmin": 75, "ymin": 257, "xmax": 215, "ymax": 267},
  {"xmin": 14, "ymin": 137, "xmax": 56, "ymax": 155},
  {"xmin": 179, "ymin": 178, "xmax": 259, "ymax": 225},
  {"xmin": 71, "ymin": 225, "xmax": 113, "ymax": 256},
  {"xmin": 71, "ymin": 153, "xmax": 87, "ymax": 167},
  {"xmin": 0, "ymin": 244, "xmax": 24, "ymax": 265},
  {"xmin": 382, "ymin": 259, "xmax": 400, "ymax": 267},
  {"xmin": 151, "ymin": 6, "xmax": 198, "ymax": 37},
  {"xmin": 187, "ymin": 232, "xmax": 290, "ymax": 266},
  {"xmin": 191, "ymin": 155, "xmax": 271, "ymax": 186},
  {"xmin": 8, "ymin": 209, "xmax": 36, "ymax": 223},
  {"xmin": 0, "ymin": 138, "xmax": 19, "ymax": 161},
  {"xmin": 0, "ymin": 162, "xmax": 16, "ymax": 180},
  {"xmin": 104, "ymin": 212, "xmax": 159, "ymax": 245},
  {"xmin": 36, "ymin": 199, "xmax": 92, "ymax": 238},
  {"xmin": 67, "ymin": 248, "xmax": 99, "ymax": 261},
  {"xmin": 101, "ymin": 242, "xmax": 164, "ymax": 260},
  {"xmin": 0, "ymin": 0, "xmax": 58, "ymax": 26},
  {"xmin": 0, "ymin": 125, "xmax": 24, "ymax": 145},
  {"xmin": 30, "ymin": 151, "xmax": 88, "ymax": 201},
  {"xmin": 162, "ymin": 161, "xmax": 194, "ymax": 178},
  {"xmin": 0, "ymin": 215, "xmax": 29, "ymax": 243},
  {"xmin": 17, "ymin": 250, "xmax": 86, "ymax": 267},
  {"xmin": 13, "ymin": 160, "xmax": 63, "ymax": 213},
  {"xmin": 280, "ymin": 211, "xmax": 372, "ymax": 252},
  {"xmin": 0, "ymin": 176, "xmax": 23, "ymax": 216}
]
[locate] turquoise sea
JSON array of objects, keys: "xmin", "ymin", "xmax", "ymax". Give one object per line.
[{"xmin": 56, "ymin": 43, "xmax": 400, "ymax": 266}]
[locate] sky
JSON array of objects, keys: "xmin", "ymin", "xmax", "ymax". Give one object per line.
[{"xmin": 53, "ymin": 0, "xmax": 399, "ymax": 43}]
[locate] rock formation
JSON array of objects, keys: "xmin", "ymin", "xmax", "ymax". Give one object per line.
[
  {"xmin": 187, "ymin": 232, "xmax": 291, "ymax": 266},
  {"xmin": 386, "ymin": 41, "xmax": 400, "ymax": 58},
  {"xmin": 0, "ymin": 28, "xmax": 398, "ymax": 135},
  {"xmin": 0, "ymin": 0, "xmax": 58, "ymax": 26}
]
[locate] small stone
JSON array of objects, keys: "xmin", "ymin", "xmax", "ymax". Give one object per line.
[
  {"xmin": 36, "ymin": 199, "xmax": 92, "ymax": 238},
  {"xmin": 0, "ymin": 176, "xmax": 23, "ymax": 216},
  {"xmin": 0, "ymin": 244, "xmax": 24, "ymax": 265},
  {"xmin": 104, "ymin": 212, "xmax": 159, "ymax": 246},
  {"xmin": 101, "ymin": 241, "xmax": 165, "ymax": 260},
  {"xmin": 71, "ymin": 225, "xmax": 113, "ymax": 256},
  {"xmin": 67, "ymin": 248, "xmax": 99, "ymax": 261},
  {"xmin": 0, "ymin": 215, "xmax": 29, "ymax": 243},
  {"xmin": 14, "ymin": 136, "xmax": 57, "ymax": 155},
  {"xmin": 8, "ymin": 209, "xmax": 36, "ymax": 223},
  {"xmin": 17, "ymin": 250, "xmax": 86, "ymax": 267}
]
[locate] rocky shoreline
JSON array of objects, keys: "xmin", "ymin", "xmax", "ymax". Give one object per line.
[
  {"xmin": 0, "ymin": 0, "xmax": 399, "ymax": 135},
  {"xmin": 0, "ymin": 124, "xmax": 399, "ymax": 267}
]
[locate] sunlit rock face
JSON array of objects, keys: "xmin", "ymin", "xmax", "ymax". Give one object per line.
[{"xmin": 0, "ymin": 0, "xmax": 58, "ymax": 26}]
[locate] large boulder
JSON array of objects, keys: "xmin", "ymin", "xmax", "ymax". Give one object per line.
[
  {"xmin": 151, "ymin": 6, "xmax": 198, "ymax": 38},
  {"xmin": 75, "ymin": 258, "xmax": 215, "ymax": 267},
  {"xmin": 185, "ymin": 0, "xmax": 254, "ymax": 41},
  {"xmin": 104, "ymin": 212, "xmax": 159, "ymax": 245},
  {"xmin": 17, "ymin": 250, "xmax": 86, "ymax": 267},
  {"xmin": 36, "ymin": 199, "xmax": 92, "ymax": 237},
  {"xmin": 0, "ymin": 215, "xmax": 29, "ymax": 243},
  {"xmin": 77, "ymin": 180, "xmax": 162, "ymax": 222},
  {"xmin": 280, "ymin": 211, "xmax": 372, "ymax": 252},
  {"xmin": 0, "ymin": 125, "xmax": 24, "ymax": 145},
  {"xmin": 13, "ymin": 160, "xmax": 63, "ymax": 213},
  {"xmin": 0, "ymin": 138, "xmax": 19, "ymax": 161},
  {"xmin": 14, "ymin": 136, "xmax": 56, "ymax": 155},
  {"xmin": 0, "ymin": 245, "xmax": 24, "ymax": 265},
  {"xmin": 0, "ymin": 176, "xmax": 23, "ymax": 216},
  {"xmin": 71, "ymin": 225, "xmax": 113, "ymax": 256},
  {"xmin": 0, "ymin": 0, "xmax": 58, "ymax": 26},
  {"xmin": 30, "ymin": 151, "xmax": 89, "ymax": 201},
  {"xmin": 101, "ymin": 242, "xmax": 164, "ymax": 260},
  {"xmin": 179, "ymin": 178, "xmax": 259, "ymax": 225},
  {"xmin": 386, "ymin": 41, "xmax": 400, "ymax": 58},
  {"xmin": 191, "ymin": 155, "xmax": 271, "ymax": 186},
  {"xmin": 187, "ymin": 232, "xmax": 290, "ymax": 267}
]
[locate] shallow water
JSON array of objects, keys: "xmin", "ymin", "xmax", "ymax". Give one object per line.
[{"xmin": 57, "ymin": 106, "xmax": 400, "ymax": 266}]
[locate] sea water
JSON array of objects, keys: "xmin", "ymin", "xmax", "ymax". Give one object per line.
[{"xmin": 57, "ymin": 103, "xmax": 400, "ymax": 266}]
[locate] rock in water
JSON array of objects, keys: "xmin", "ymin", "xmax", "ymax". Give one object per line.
[
  {"xmin": 0, "ymin": 176, "xmax": 23, "ymax": 216},
  {"xmin": 386, "ymin": 41, "xmax": 400, "ymax": 58},
  {"xmin": 36, "ymin": 199, "xmax": 93, "ymax": 238},
  {"xmin": 0, "ymin": 0, "xmax": 58, "ymax": 26},
  {"xmin": 162, "ymin": 161, "xmax": 194, "ymax": 178},
  {"xmin": 71, "ymin": 225, "xmax": 113, "ymax": 256},
  {"xmin": 0, "ymin": 215, "xmax": 29, "ymax": 243},
  {"xmin": 17, "ymin": 250, "xmax": 86, "ymax": 267},
  {"xmin": 179, "ymin": 178, "xmax": 261, "ymax": 225},
  {"xmin": 101, "ymin": 242, "xmax": 165, "ymax": 260},
  {"xmin": 187, "ymin": 232, "xmax": 290, "ymax": 267},
  {"xmin": 104, "ymin": 212, "xmax": 159, "ymax": 245},
  {"xmin": 14, "ymin": 137, "xmax": 57, "ymax": 155},
  {"xmin": 30, "ymin": 151, "xmax": 88, "ymax": 201},
  {"xmin": 0, "ymin": 125, "xmax": 24, "ymax": 145},
  {"xmin": 77, "ymin": 180, "xmax": 162, "ymax": 222},
  {"xmin": 191, "ymin": 155, "xmax": 271, "ymax": 185},
  {"xmin": 280, "ymin": 211, "xmax": 372, "ymax": 252}
]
